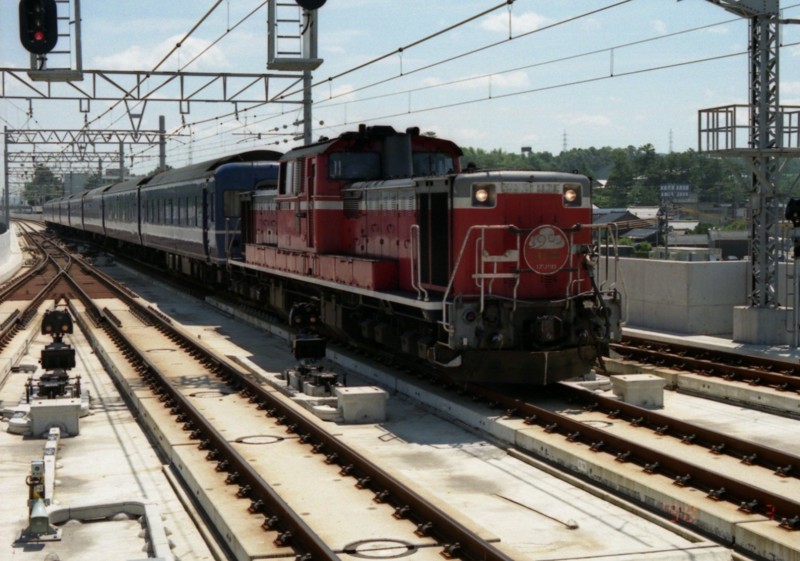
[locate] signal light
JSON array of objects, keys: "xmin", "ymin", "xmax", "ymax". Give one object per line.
[
  {"xmin": 295, "ymin": 0, "xmax": 326, "ymax": 9},
  {"xmin": 19, "ymin": 0, "xmax": 59, "ymax": 55}
]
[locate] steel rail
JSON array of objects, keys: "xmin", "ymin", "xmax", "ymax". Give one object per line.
[
  {"xmin": 613, "ymin": 335, "xmax": 800, "ymax": 392},
  {"xmin": 560, "ymin": 384, "xmax": 799, "ymax": 480},
  {"xmin": 50, "ymin": 238, "xmax": 515, "ymax": 560},
  {"xmin": 470, "ymin": 384, "xmax": 800, "ymax": 527},
  {"xmin": 132, "ymin": 300, "xmax": 516, "ymax": 561}
]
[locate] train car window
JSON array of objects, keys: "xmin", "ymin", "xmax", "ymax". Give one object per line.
[
  {"xmin": 329, "ymin": 153, "xmax": 380, "ymax": 180},
  {"xmin": 413, "ymin": 152, "xmax": 453, "ymax": 176},
  {"xmin": 224, "ymin": 191, "xmax": 240, "ymax": 217}
]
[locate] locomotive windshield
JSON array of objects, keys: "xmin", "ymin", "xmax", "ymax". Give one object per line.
[
  {"xmin": 413, "ymin": 152, "xmax": 454, "ymax": 176},
  {"xmin": 329, "ymin": 152, "xmax": 380, "ymax": 180}
]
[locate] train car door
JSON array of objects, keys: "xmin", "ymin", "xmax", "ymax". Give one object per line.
[
  {"xmin": 202, "ymin": 181, "xmax": 210, "ymax": 258},
  {"xmin": 303, "ymin": 159, "xmax": 314, "ymax": 249},
  {"xmin": 417, "ymin": 184, "xmax": 450, "ymax": 288}
]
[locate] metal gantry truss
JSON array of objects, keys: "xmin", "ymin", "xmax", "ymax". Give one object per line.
[
  {"xmin": 699, "ymin": 0, "xmax": 800, "ymax": 308},
  {"xmin": 2, "ymin": 1, "xmax": 324, "ymax": 222},
  {"xmin": 2, "ymin": 124, "xmax": 175, "ymax": 224}
]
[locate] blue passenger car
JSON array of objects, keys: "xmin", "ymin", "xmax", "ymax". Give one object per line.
[
  {"xmin": 104, "ymin": 177, "xmax": 146, "ymax": 246},
  {"xmin": 140, "ymin": 151, "xmax": 280, "ymax": 264},
  {"xmin": 82, "ymin": 184, "xmax": 113, "ymax": 236}
]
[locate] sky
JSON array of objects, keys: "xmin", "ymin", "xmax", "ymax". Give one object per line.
[{"xmin": 2, "ymin": 0, "xmax": 800, "ymax": 193}]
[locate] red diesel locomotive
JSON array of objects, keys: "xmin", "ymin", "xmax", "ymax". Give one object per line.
[{"xmin": 231, "ymin": 125, "xmax": 621, "ymax": 384}]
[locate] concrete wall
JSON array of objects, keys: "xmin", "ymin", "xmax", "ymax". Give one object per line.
[
  {"xmin": 600, "ymin": 258, "xmax": 749, "ymax": 335},
  {"xmin": 0, "ymin": 228, "xmax": 21, "ymax": 283}
]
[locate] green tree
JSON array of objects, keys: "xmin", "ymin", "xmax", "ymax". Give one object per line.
[{"xmin": 23, "ymin": 165, "xmax": 63, "ymax": 205}]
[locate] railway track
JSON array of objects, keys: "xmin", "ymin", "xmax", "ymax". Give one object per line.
[
  {"xmin": 468, "ymin": 383, "xmax": 800, "ymax": 527},
  {"xmin": 14, "ymin": 222, "xmax": 798, "ymax": 559},
  {"xmin": 5, "ymin": 223, "xmax": 516, "ymax": 561},
  {"xmin": 611, "ymin": 335, "xmax": 800, "ymax": 393}
]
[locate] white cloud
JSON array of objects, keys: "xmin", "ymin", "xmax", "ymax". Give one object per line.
[
  {"xmin": 92, "ymin": 35, "xmax": 228, "ymax": 72},
  {"xmin": 481, "ymin": 12, "xmax": 550, "ymax": 35},
  {"xmin": 651, "ymin": 19, "xmax": 668, "ymax": 35}
]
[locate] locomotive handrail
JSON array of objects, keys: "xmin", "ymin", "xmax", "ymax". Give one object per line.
[
  {"xmin": 224, "ymin": 216, "xmax": 241, "ymax": 260},
  {"xmin": 472, "ymin": 229, "xmax": 522, "ymax": 314},
  {"xmin": 409, "ymin": 224, "xmax": 429, "ymax": 301},
  {"xmin": 442, "ymin": 224, "xmax": 517, "ymax": 334}
]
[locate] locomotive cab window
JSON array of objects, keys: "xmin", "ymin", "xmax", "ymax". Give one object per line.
[
  {"xmin": 413, "ymin": 152, "xmax": 454, "ymax": 176},
  {"xmin": 280, "ymin": 160, "xmax": 305, "ymax": 195},
  {"xmin": 329, "ymin": 152, "xmax": 380, "ymax": 180}
]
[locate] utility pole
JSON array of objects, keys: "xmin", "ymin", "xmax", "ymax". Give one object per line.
[
  {"xmin": 159, "ymin": 116, "xmax": 166, "ymax": 172},
  {"xmin": 3, "ymin": 126, "xmax": 9, "ymax": 229}
]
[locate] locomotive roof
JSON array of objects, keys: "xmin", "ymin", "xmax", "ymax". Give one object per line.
[
  {"xmin": 147, "ymin": 149, "xmax": 282, "ymax": 186},
  {"xmin": 281, "ymin": 125, "xmax": 463, "ymax": 161},
  {"xmin": 458, "ymin": 168, "xmax": 590, "ymax": 183}
]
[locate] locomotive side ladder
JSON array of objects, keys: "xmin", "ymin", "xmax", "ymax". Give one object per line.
[{"xmin": 440, "ymin": 225, "xmax": 522, "ymax": 334}]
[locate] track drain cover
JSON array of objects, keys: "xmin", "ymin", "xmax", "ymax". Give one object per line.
[
  {"xmin": 343, "ymin": 539, "xmax": 417, "ymax": 558},
  {"xmin": 235, "ymin": 435, "xmax": 285, "ymax": 445},
  {"xmin": 189, "ymin": 391, "xmax": 232, "ymax": 398}
]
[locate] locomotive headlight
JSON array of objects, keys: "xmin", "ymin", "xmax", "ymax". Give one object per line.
[
  {"xmin": 472, "ymin": 183, "xmax": 496, "ymax": 207},
  {"xmin": 563, "ymin": 185, "xmax": 581, "ymax": 207}
]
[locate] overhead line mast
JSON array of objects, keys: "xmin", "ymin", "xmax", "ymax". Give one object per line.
[{"xmin": 698, "ymin": 0, "xmax": 800, "ymax": 343}]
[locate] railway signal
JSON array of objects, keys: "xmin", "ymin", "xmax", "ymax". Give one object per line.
[{"xmin": 18, "ymin": 0, "xmax": 59, "ymax": 55}]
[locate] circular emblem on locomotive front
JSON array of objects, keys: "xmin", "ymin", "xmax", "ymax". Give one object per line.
[{"xmin": 523, "ymin": 225, "xmax": 570, "ymax": 275}]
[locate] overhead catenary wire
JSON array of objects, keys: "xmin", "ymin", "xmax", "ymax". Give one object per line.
[
  {"xmin": 17, "ymin": 1, "xmax": 798, "ymax": 175},
  {"xmin": 169, "ymin": 0, "xmax": 637, "ymax": 143}
]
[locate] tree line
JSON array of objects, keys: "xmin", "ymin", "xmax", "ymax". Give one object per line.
[
  {"xmin": 22, "ymin": 145, "xmax": 800, "ymax": 211},
  {"xmin": 461, "ymin": 143, "xmax": 800, "ymax": 210}
]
